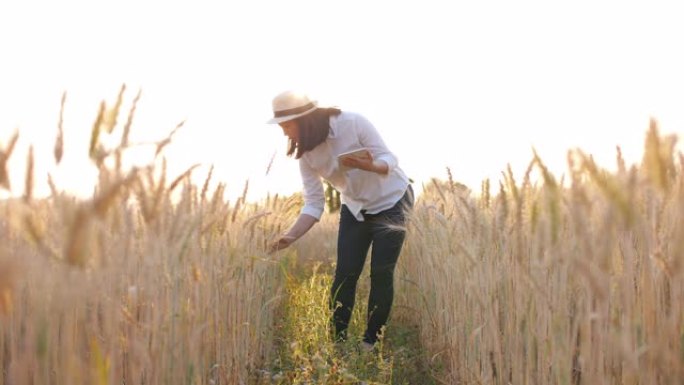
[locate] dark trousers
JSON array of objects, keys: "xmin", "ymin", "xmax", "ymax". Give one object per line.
[{"xmin": 330, "ymin": 186, "xmax": 414, "ymax": 344}]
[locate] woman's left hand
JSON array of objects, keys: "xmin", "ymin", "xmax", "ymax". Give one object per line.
[{"xmin": 341, "ymin": 152, "xmax": 388, "ymax": 175}]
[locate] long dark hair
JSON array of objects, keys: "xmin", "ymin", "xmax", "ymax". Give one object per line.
[{"xmin": 287, "ymin": 107, "xmax": 342, "ymax": 159}]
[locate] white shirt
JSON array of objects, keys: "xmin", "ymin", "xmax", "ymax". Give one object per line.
[{"xmin": 299, "ymin": 111, "xmax": 409, "ymax": 221}]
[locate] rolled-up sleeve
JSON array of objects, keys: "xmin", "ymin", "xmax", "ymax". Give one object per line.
[
  {"xmin": 355, "ymin": 115, "xmax": 398, "ymax": 173},
  {"xmin": 299, "ymin": 158, "xmax": 325, "ymax": 220}
]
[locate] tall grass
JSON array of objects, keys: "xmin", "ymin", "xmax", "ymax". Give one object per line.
[
  {"xmin": 398, "ymin": 120, "xmax": 684, "ymax": 384},
  {"xmin": 258, "ymin": 237, "xmax": 435, "ymax": 385}
]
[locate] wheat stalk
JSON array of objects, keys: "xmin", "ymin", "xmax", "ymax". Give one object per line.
[
  {"xmin": 47, "ymin": 173, "xmax": 58, "ymax": 197},
  {"xmin": 102, "ymin": 83, "xmax": 126, "ymax": 134},
  {"xmin": 200, "ymin": 164, "xmax": 214, "ymax": 204},
  {"xmin": 154, "ymin": 120, "xmax": 185, "ymax": 158},
  {"xmin": 116, "ymin": 88, "xmax": 142, "ymax": 173},
  {"xmin": 23, "ymin": 145, "xmax": 34, "ymax": 203},
  {"xmin": 0, "ymin": 130, "xmax": 19, "ymax": 191},
  {"xmin": 168, "ymin": 164, "xmax": 200, "ymax": 194},
  {"xmin": 54, "ymin": 91, "xmax": 66, "ymax": 165}
]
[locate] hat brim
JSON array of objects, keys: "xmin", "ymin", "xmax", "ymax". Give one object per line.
[{"xmin": 266, "ymin": 104, "xmax": 318, "ymax": 124}]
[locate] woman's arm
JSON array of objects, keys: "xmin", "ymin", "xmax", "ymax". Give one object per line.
[
  {"xmin": 269, "ymin": 213, "xmax": 318, "ymax": 252},
  {"xmin": 340, "ymin": 153, "xmax": 389, "ymax": 175},
  {"xmin": 269, "ymin": 156, "xmax": 325, "ymax": 253},
  {"xmin": 354, "ymin": 114, "xmax": 397, "ymax": 174}
]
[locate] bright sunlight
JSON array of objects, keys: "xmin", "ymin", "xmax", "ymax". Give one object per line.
[{"xmin": 2, "ymin": 0, "xmax": 683, "ymax": 201}]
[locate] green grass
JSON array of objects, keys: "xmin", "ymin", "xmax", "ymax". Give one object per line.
[{"xmin": 253, "ymin": 258, "xmax": 438, "ymax": 384}]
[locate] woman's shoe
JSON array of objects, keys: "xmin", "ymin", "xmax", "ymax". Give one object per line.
[{"xmin": 360, "ymin": 341, "xmax": 375, "ymax": 353}]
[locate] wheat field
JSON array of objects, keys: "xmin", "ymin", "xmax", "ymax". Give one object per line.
[
  {"xmin": 396, "ymin": 120, "xmax": 683, "ymax": 384},
  {"xmin": 1, "ymin": 89, "xmax": 683, "ymax": 384}
]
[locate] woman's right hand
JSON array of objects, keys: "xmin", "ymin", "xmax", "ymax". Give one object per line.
[
  {"xmin": 268, "ymin": 234, "xmax": 297, "ymax": 253},
  {"xmin": 268, "ymin": 214, "xmax": 317, "ymax": 253}
]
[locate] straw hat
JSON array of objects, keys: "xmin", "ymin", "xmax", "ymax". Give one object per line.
[{"xmin": 267, "ymin": 91, "xmax": 318, "ymax": 124}]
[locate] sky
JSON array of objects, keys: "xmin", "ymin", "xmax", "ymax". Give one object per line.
[{"xmin": 1, "ymin": 0, "xmax": 683, "ymax": 202}]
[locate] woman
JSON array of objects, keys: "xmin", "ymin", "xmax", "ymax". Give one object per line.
[{"xmin": 267, "ymin": 90, "xmax": 413, "ymax": 349}]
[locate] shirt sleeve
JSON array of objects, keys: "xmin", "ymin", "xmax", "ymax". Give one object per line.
[
  {"xmin": 355, "ymin": 114, "xmax": 398, "ymax": 172},
  {"xmin": 299, "ymin": 157, "xmax": 325, "ymax": 220}
]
